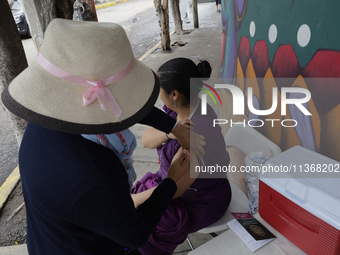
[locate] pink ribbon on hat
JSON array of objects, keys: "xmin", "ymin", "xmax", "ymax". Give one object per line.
[{"xmin": 37, "ymin": 52, "xmax": 135, "ymax": 120}]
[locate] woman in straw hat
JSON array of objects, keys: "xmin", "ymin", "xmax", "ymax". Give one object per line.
[{"xmin": 1, "ymin": 19, "xmax": 205, "ymax": 255}]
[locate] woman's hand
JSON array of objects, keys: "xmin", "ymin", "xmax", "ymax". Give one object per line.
[
  {"xmin": 170, "ymin": 148, "xmax": 201, "ymax": 198},
  {"xmin": 171, "ymin": 121, "xmax": 206, "ymax": 158},
  {"xmin": 178, "ymin": 119, "xmax": 193, "ymax": 129},
  {"xmin": 167, "ymin": 120, "xmax": 191, "ymax": 140}
]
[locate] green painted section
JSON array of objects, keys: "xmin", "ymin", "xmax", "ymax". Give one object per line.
[
  {"xmin": 199, "ymin": 88, "xmax": 217, "ymax": 106},
  {"xmin": 238, "ymin": 0, "xmax": 340, "ymax": 67}
]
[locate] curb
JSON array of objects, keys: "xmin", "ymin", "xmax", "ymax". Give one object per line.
[
  {"xmin": 139, "ymin": 30, "xmax": 176, "ymax": 62},
  {"xmin": 95, "ymin": 0, "xmax": 132, "ymax": 10},
  {"xmin": 0, "ymin": 166, "xmax": 20, "ymax": 211},
  {"xmin": 0, "ymin": 244, "xmax": 27, "ymax": 254}
]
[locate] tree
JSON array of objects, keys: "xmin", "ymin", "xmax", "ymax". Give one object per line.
[
  {"xmin": 1, "ymin": 0, "xmax": 98, "ymax": 146},
  {"xmin": 39, "ymin": 0, "xmax": 57, "ymax": 32},
  {"xmin": 154, "ymin": 0, "xmax": 171, "ymax": 51},
  {"xmin": 155, "ymin": 0, "xmax": 197, "ymax": 50},
  {"xmin": 193, "ymin": 0, "xmax": 198, "ymax": 28},
  {"xmin": 0, "ymin": 0, "xmax": 28, "ymax": 145},
  {"xmin": 0, "ymin": 0, "xmax": 65, "ymax": 144},
  {"xmin": 170, "ymin": 0, "xmax": 184, "ymax": 35},
  {"xmin": 56, "ymin": 0, "xmax": 98, "ymax": 21},
  {"xmin": 56, "ymin": 0, "xmax": 74, "ymax": 19},
  {"xmin": 23, "ymin": 0, "xmax": 97, "ymax": 50}
]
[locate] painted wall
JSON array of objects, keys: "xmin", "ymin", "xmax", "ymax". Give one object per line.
[{"xmin": 221, "ymin": 0, "xmax": 340, "ymax": 161}]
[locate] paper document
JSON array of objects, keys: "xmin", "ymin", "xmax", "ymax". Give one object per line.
[{"xmin": 228, "ymin": 218, "xmax": 275, "ymax": 253}]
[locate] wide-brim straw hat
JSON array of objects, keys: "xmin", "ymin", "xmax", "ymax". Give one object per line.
[{"xmin": 2, "ymin": 19, "xmax": 159, "ymax": 134}]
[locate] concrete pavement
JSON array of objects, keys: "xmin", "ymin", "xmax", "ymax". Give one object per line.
[
  {"xmin": 0, "ymin": 1, "xmax": 223, "ymax": 253},
  {"xmin": 132, "ymin": 4, "xmax": 223, "ymax": 253}
]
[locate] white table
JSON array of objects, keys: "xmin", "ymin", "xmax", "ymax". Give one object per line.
[{"xmin": 189, "ymin": 213, "xmax": 307, "ymax": 255}]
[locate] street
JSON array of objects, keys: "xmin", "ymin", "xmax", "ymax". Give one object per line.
[
  {"xmin": 0, "ymin": 0, "xmax": 214, "ymax": 186},
  {"xmin": 22, "ymin": 0, "xmax": 194, "ymax": 64}
]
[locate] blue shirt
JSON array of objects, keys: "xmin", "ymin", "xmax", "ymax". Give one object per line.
[{"xmin": 82, "ymin": 130, "xmax": 137, "ymax": 189}]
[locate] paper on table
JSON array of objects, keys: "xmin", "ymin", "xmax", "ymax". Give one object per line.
[
  {"xmin": 231, "ymin": 212, "xmax": 275, "ymax": 241},
  {"xmin": 228, "ymin": 219, "xmax": 276, "ymax": 253}
]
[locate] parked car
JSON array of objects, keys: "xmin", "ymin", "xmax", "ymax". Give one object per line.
[{"xmin": 10, "ymin": 0, "xmax": 30, "ymax": 37}]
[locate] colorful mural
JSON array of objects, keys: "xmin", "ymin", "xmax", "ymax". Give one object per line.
[{"xmin": 221, "ymin": 0, "xmax": 340, "ymax": 161}]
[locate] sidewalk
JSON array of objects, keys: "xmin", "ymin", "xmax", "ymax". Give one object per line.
[
  {"xmin": 0, "ymin": 2, "xmax": 222, "ymax": 254},
  {"xmin": 133, "ymin": 4, "xmax": 223, "ymax": 254}
]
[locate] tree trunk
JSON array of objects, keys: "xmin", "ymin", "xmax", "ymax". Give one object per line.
[
  {"xmin": 39, "ymin": 0, "xmax": 57, "ymax": 32},
  {"xmin": 79, "ymin": 0, "xmax": 98, "ymax": 21},
  {"xmin": 23, "ymin": 0, "xmax": 97, "ymax": 50},
  {"xmin": 170, "ymin": 0, "xmax": 184, "ymax": 35},
  {"xmin": 22, "ymin": 0, "xmax": 56, "ymax": 50},
  {"xmin": 56, "ymin": 0, "xmax": 75, "ymax": 19},
  {"xmin": 193, "ymin": 0, "xmax": 199, "ymax": 28},
  {"xmin": 0, "ymin": 0, "xmax": 28, "ymax": 145},
  {"xmin": 1, "ymin": 0, "xmax": 98, "ymax": 144},
  {"xmin": 154, "ymin": 0, "xmax": 171, "ymax": 51},
  {"xmin": 56, "ymin": 0, "xmax": 98, "ymax": 21}
]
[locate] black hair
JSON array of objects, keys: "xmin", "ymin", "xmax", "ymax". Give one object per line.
[{"xmin": 157, "ymin": 58, "xmax": 212, "ymax": 106}]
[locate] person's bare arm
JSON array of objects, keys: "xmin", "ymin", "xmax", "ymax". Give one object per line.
[
  {"xmin": 139, "ymin": 107, "xmax": 206, "ymax": 158},
  {"xmin": 131, "ymin": 150, "xmax": 190, "ymax": 208},
  {"xmin": 142, "ymin": 120, "xmax": 196, "ymax": 149},
  {"xmin": 142, "ymin": 127, "xmax": 169, "ymax": 149}
]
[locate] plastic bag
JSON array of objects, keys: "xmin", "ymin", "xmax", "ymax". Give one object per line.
[{"xmin": 244, "ymin": 146, "xmax": 273, "ymax": 214}]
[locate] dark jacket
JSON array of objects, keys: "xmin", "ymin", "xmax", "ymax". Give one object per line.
[{"xmin": 20, "ymin": 122, "xmax": 177, "ymax": 255}]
